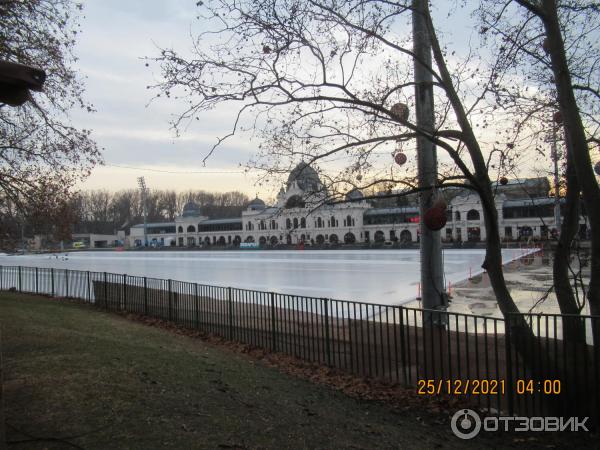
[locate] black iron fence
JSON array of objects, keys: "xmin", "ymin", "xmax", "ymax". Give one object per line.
[{"xmin": 0, "ymin": 265, "xmax": 598, "ymax": 425}]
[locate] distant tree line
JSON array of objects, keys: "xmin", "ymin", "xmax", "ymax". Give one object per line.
[{"xmin": 0, "ymin": 189, "xmax": 250, "ymax": 248}]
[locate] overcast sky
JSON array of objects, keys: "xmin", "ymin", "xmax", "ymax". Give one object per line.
[
  {"xmin": 72, "ymin": 0, "xmax": 264, "ymax": 195},
  {"xmin": 71, "ymin": 1, "xmax": 512, "ymax": 198}
]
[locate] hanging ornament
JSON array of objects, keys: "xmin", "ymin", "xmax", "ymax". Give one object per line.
[
  {"xmin": 424, "ymin": 206, "xmax": 447, "ymax": 231},
  {"xmin": 432, "ymin": 194, "xmax": 447, "ymax": 210},
  {"xmin": 391, "ymin": 102, "xmax": 409, "ymax": 122},
  {"xmin": 595, "ymin": 161, "xmax": 600, "ymax": 176},
  {"xmin": 357, "ymin": 174, "xmax": 363, "ymax": 181},
  {"xmin": 553, "ymin": 111, "xmax": 563, "ymax": 124},
  {"xmin": 394, "ymin": 152, "xmax": 407, "ymax": 165},
  {"xmin": 500, "ymin": 176, "xmax": 508, "ymax": 185},
  {"xmin": 262, "ymin": 45, "xmax": 272, "ymax": 54}
]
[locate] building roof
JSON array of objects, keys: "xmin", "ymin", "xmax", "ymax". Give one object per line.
[
  {"xmin": 503, "ymin": 197, "xmax": 565, "ymax": 207},
  {"xmin": 200, "ymin": 218, "xmax": 243, "ymax": 225},
  {"xmin": 364, "ymin": 207, "xmax": 419, "ymax": 216},
  {"xmin": 131, "ymin": 222, "xmax": 176, "ymax": 228},
  {"xmin": 182, "ymin": 201, "xmax": 202, "ymax": 217},
  {"xmin": 345, "ymin": 188, "xmax": 364, "ymax": 201},
  {"xmin": 247, "ymin": 197, "xmax": 266, "ymax": 211},
  {"xmin": 287, "ymin": 162, "xmax": 321, "ymax": 192}
]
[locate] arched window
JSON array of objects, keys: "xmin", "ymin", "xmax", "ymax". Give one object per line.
[
  {"xmin": 270, "ymin": 236, "xmax": 278, "ymax": 245},
  {"xmin": 400, "ymin": 230, "xmax": 412, "ymax": 242},
  {"xmin": 346, "ymin": 215, "xmax": 352, "ymax": 227},
  {"xmin": 455, "ymin": 211, "xmax": 461, "ymax": 221},
  {"xmin": 286, "ymin": 218, "xmax": 292, "ymax": 229},
  {"xmin": 317, "ymin": 217, "xmax": 323, "ymax": 228},
  {"xmin": 344, "ymin": 232, "xmax": 356, "ymax": 244},
  {"xmin": 293, "ymin": 218, "xmax": 299, "ymax": 229},
  {"xmin": 331, "ymin": 216, "xmax": 336, "ymax": 227},
  {"xmin": 271, "ymin": 220, "xmax": 276, "ymax": 230},
  {"xmin": 467, "ymin": 209, "xmax": 480, "ymax": 221},
  {"xmin": 177, "ymin": 226, "xmax": 183, "ymax": 233},
  {"xmin": 374, "ymin": 230, "xmax": 385, "ymax": 242},
  {"xmin": 300, "ymin": 217, "xmax": 306, "ymax": 228},
  {"xmin": 329, "ymin": 234, "xmax": 339, "ymax": 244},
  {"xmin": 187, "ymin": 225, "xmax": 196, "ymax": 233}
]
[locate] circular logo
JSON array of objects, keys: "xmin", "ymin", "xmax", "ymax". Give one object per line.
[{"xmin": 451, "ymin": 409, "xmax": 481, "ymax": 440}]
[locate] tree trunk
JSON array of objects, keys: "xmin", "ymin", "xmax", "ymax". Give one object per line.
[
  {"xmin": 552, "ymin": 141, "xmax": 587, "ymax": 343},
  {"xmin": 542, "ymin": 0, "xmax": 600, "ymax": 345}
]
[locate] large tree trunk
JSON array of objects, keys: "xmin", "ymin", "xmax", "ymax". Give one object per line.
[
  {"xmin": 542, "ymin": 0, "xmax": 600, "ymax": 345},
  {"xmin": 552, "ymin": 141, "xmax": 586, "ymax": 343}
]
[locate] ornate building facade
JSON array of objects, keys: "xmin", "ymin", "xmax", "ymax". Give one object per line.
[{"xmin": 129, "ymin": 163, "xmax": 585, "ymax": 248}]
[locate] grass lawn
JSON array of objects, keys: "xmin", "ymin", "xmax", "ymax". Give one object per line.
[{"xmin": 0, "ymin": 292, "xmax": 594, "ymax": 449}]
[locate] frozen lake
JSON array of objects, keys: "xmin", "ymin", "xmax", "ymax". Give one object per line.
[{"xmin": 0, "ymin": 249, "xmax": 534, "ymax": 305}]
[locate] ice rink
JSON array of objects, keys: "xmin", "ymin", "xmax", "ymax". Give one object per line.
[{"xmin": 0, "ymin": 249, "xmax": 536, "ymax": 305}]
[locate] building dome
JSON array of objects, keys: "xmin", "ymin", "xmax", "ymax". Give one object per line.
[
  {"xmin": 182, "ymin": 201, "xmax": 202, "ymax": 217},
  {"xmin": 286, "ymin": 162, "xmax": 321, "ymax": 192},
  {"xmin": 345, "ymin": 188, "xmax": 364, "ymax": 201},
  {"xmin": 248, "ymin": 197, "xmax": 266, "ymax": 211}
]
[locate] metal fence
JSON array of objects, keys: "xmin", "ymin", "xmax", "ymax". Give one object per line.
[{"xmin": 0, "ymin": 265, "xmax": 598, "ymax": 425}]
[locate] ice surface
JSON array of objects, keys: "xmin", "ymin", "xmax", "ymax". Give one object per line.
[{"xmin": 0, "ymin": 249, "xmax": 536, "ymax": 306}]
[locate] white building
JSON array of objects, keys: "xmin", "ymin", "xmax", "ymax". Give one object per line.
[{"xmin": 129, "ymin": 163, "xmax": 586, "ymax": 248}]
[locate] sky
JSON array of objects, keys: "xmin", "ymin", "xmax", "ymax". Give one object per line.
[
  {"xmin": 70, "ymin": 1, "xmax": 544, "ymax": 198},
  {"xmin": 72, "ymin": 0, "xmax": 261, "ymax": 195}
]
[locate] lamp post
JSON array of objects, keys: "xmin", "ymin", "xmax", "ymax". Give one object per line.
[
  {"xmin": 551, "ymin": 123, "xmax": 562, "ymax": 234},
  {"xmin": 413, "ymin": 0, "xmax": 446, "ymax": 324},
  {"xmin": 137, "ymin": 177, "xmax": 148, "ymax": 247}
]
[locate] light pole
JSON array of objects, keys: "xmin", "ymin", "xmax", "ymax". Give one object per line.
[
  {"xmin": 137, "ymin": 176, "xmax": 148, "ymax": 247},
  {"xmin": 413, "ymin": 0, "xmax": 446, "ymax": 324},
  {"xmin": 551, "ymin": 123, "xmax": 562, "ymax": 235}
]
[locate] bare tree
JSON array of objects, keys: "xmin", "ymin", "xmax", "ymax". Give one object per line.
[
  {"xmin": 149, "ymin": 0, "xmax": 538, "ymax": 332},
  {"xmin": 477, "ymin": 0, "xmax": 600, "ymax": 342},
  {"xmin": 0, "ymin": 0, "xmax": 101, "ymax": 216}
]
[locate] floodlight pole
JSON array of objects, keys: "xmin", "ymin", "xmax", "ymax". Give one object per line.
[
  {"xmin": 413, "ymin": 0, "xmax": 446, "ymax": 324},
  {"xmin": 137, "ymin": 176, "xmax": 148, "ymax": 247},
  {"xmin": 551, "ymin": 125, "xmax": 562, "ymax": 234}
]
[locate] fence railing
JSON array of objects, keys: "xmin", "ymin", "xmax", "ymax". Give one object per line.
[{"xmin": 0, "ymin": 265, "xmax": 598, "ymax": 425}]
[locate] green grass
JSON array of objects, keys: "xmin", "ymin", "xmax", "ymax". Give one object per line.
[{"xmin": 0, "ymin": 293, "xmax": 594, "ymax": 449}]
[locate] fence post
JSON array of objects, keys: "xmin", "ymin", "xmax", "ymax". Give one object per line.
[
  {"xmin": 168, "ymin": 279, "xmax": 173, "ymax": 322},
  {"xmin": 398, "ymin": 306, "xmax": 408, "ymax": 386},
  {"xmin": 122, "ymin": 273, "xmax": 127, "ymax": 312},
  {"xmin": 65, "ymin": 269, "xmax": 69, "ymax": 298},
  {"xmin": 103, "ymin": 272, "xmax": 108, "ymax": 309},
  {"xmin": 505, "ymin": 315, "xmax": 514, "ymax": 416},
  {"xmin": 35, "ymin": 267, "xmax": 38, "ymax": 294},
  {"xmin": 227, "ymin": 287, "xmax": 233, "ymax": 340},
  {"xmin": 143, "ymin": 276, "xmax": 148, "ymax": 316},
  {"xmin": 194, "ymin": 283, "xmax": 199, "ymax": 329},
  {"xmin": 87, "ymin": 271, "xmax": 91, "ymax": 302},
  {"xmin": 0, "ymin": 265, "xmax": 3, "ymax": 291},
  {"xmin": 270, "ymin": 292, "xmax": 277, "ymax": 352},
  {"xmin": 51, "ymin": 268, "xmax": 55, "ymax": 297},
  {"xmin": 18, "ymin": 266, "xmax": 22, "ymax": 293},
  {"xmin": 324, "ymin": 298, "xmax": 332, "ymax": 366}
]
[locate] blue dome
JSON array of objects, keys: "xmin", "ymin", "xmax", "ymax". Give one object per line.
[
  {"xmin": 248, "ymin": 197, "xmax": 266, "ymax": 211},
  {"xmin": 182, "ymin": 201, "xmax": 201, "ymax": 217},
  {"xmin": 345, "ymin": 188, "xmax": 364, "ymax": 201}
]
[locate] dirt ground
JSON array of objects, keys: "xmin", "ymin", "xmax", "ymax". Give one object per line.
[{"xmin": 0, "ymin": 292, "xmax": 596, "ymax": 449}]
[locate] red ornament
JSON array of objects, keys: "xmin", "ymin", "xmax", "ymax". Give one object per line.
[
  {"xmin": 595, "ymin": 161, "xmax": 600, "ymax": 176},
  {"xmin": 391, "ymin": 102, "xmax": 409, "ymax": 122},
  {"xmin": 394, "ymin": 152, "xmax": 407, "ymax": 165},
  {"xmin": 432, "ymin": 196, "xmax": 447, "ymax": 210},
  {"xmin": 500, "ymin": 177, "xmax": 508, "ymax": 185},
  {"xmin": 423, "ymin": 206, "xmax": 447, "ymax": 231},
  {"xmin": 553, "ymin": 111, "xmax": 563, "ymax": 124}
]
